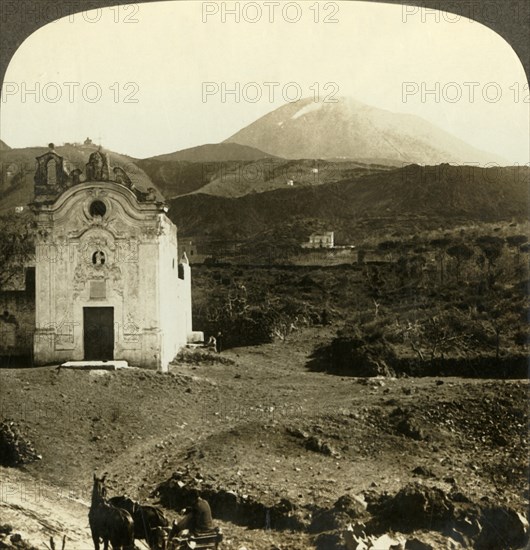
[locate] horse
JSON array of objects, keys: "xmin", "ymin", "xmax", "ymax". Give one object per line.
[
  {"xmin": 109, "ymin": 495, "xmax": 169, "ymax": 549},
  {"xmin": 89, "ymin": 474, "xmax": 135, "ymax": 550}
]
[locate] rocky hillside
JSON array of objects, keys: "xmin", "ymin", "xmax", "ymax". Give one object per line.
[
  {"xmin": 136, "ymin": 159, "xmax": 212, "ymax": 198},
  {"xmin": 224, "ymin": 96, "xmax": 507, "ymax": 165},
  {"xmin": 0, "ymin": 139, "xmax": 11, "ymax": 151},
  {"xmin": 148, "ymin": 142, "xmax": 276, "ymax": 162},
  {"xmin": 139, "ymin": 158, "xmax": 392, "ymax": 200}
]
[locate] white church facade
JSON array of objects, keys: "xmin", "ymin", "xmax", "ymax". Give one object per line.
[{"xmin": 29, "ymin": 145, "xmax": 197, "ymax": 371}]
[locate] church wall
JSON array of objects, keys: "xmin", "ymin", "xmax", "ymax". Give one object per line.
[
  {"xmin": 157, "ymin": 215, "xmax": 184, "ymax": 371},
  {"xmin": 31, "ymin": 154, "xmax": 195, "ymax": 369},
  {"xmin": 177, "ymin": 262, "xmax": 192, "ymax": 338},
  {"xmin": 136, "ymin": 239, "xmax": 162, "ymax": 369},
  {"xmin": 31, "ymin": 184, "xmax": 177, "ymax": 368},
  {"xmin": 34, "ymin": 228, "xmax": 131, "ymax": 364}
]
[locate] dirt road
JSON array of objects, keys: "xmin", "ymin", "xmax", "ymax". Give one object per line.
[
  {"xmin": 0, "ymin": 326, "xmax": 528, "ymax": 548},
  {"xmin": 0, "ymin": 467, "xmax": 92, "ymax": 547}
]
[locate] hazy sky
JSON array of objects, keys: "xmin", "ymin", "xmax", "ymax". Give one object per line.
[{"xmin": 0, "ymin": 1, "xmax": 528, "ymax": 162}]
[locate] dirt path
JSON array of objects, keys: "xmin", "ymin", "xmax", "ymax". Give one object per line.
[
  {"xmin": 0, "ymin": 325, "xmax": 527, "ymax": 549},
  {"xmin": 0, "ymin": 467, "xmax": 92, "ymax": 547}
]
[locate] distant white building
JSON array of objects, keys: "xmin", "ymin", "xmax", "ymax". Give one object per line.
[{"xmin": 302, "ymin": 231, "xmax": 335, "ymax": 249}]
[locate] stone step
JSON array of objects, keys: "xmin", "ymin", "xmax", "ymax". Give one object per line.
[
  {"xmin": 187, "ymin": 330, "xmax": 204, "ymax": 344},
  {"xmin": 185, "ymin": 343, "xmax": 204, "ymax": 350},
  {"xmin": 59, "ymin": 360, "xmax": 130, "ymax": 371}
]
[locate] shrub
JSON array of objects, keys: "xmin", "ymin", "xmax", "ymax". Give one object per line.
[{"xmin": 0, "ymin": 421, "xmax": 40, "ymax": 467}]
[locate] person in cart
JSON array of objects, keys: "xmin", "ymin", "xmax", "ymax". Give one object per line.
[{"xmin": 174, "ymin": 489, "xmax": 215, "ymax": 535}]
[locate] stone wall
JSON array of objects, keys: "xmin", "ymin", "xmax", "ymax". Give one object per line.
[
  {"xmin": 291, "ymin": 248, "xmax": 358, "ymax": 266},
  {"xmin": 0, "ymin": 290, "xmax": 35, "ymax": 362}
]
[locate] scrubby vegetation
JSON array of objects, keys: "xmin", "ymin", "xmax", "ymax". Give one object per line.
[
  {"xmin": 0, "ymin": 421, "xmax": 40, "ymax": 466},
  {"xmin": 170, "ymin": 164, "xmax": 529, "ymax": 242},
  {"xmin": 193, "ymin": 267, "xmax": 328, "ymax": 348},
  {"xmin": 192, "ymin": 221, "xmax": 529, "ymax": 376}
]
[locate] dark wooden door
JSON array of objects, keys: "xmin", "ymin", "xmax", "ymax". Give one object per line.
[{"xmin": 83, "ymin": 307, "xmax": 114, "ymax": 360}]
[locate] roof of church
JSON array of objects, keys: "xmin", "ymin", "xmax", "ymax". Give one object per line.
[{"xmin": 33, "ymin": 144, "xmax": 165, "ymax": 205}]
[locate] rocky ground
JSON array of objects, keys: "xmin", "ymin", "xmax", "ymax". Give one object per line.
[{"xmin": 0, "ymin": 326, "xmax": 528, "ymax": 549}]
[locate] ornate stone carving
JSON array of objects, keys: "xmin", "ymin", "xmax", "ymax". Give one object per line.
[
  {"xmin": 133, "ymin": 186, "xmax": 159, "ymax": 203},
  {"xmin": 73, "ymin": 260, "xmax": 122, "ymax": 291},
  {"xmin": 146, "ymin": 187, "xmax": 157, "ymax": 201},
  {"xmin": 70, "ymin": 169, "xmax": 83, "ymax": 186},
  {"xmin": 55, "ymin": 314, "xmax": 76, "ymax": 346},
  {"xmin": 124, "ymin": 312, "xmax": 140, "ymax": 343},
  {"xmin": 113, "ymin": 166, "xmax": 132, "ymax": 188},
  {"xmin": 87, "ymin": 188, "xmax": 107, "ymax": 198},
  {"xmin": 141, "ymin": 219, "xmax": 163, "ymax": 239},
  {"xmin": 34, "ymin": 144, "xmax": 68, "ymax": 195},
  {"xmin": 35, "ymin": 228, "xmax": 52, "ymax": 243},
  {"xmin": 92, "ymin": 251, "xmax": 106, "ymax": 265},
  {"xmin": 85, "ymin": 148, "xmax": 110, "ymax": 181}
]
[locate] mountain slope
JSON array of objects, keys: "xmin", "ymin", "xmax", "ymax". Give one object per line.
[
  {"xmin": 149, "ymin": 143, "xmax": 276, "ymax": 162},
  {"xmin": 224, "ymin": 97, "xmax": 507, "ymax": 165},
  {"xmin": 169, "ymin": 164, "xmax": 528, "ymax": 240},
  {"xmin": 136, "ymin": 159, "xmax": 212, "ymax": 199},
  {"xmin": 0, "ymin": 139, "xmax": 11, "ymax": 151},
  {"xmin": 187, "ymin": 159, "xmax": 392, "ymax": 198},
  {"xmin": 139, "ymin": 157, "xmax": 393, "ymax": 200}
]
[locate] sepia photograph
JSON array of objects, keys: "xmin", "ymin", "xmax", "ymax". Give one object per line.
[{"xmin": 0, "ymin": 0, "xmax": 528, "ymax": 548}]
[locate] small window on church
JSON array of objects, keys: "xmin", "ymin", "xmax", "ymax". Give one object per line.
[
  {"xmin": 89, "ymin": 200, "xmax": 107, "ymax": 217},
  {"xmin": 178, "ymin": 264, "xmax": 185, "ymax": 280},
  {"xmin": 92, "ymin": 251, "xmax": 106, "ymax": 265}
]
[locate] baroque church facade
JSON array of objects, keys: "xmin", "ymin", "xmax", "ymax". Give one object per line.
[{"xmin": 28, "ymin": 144, "xmax": 196, "ymax": 371}]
